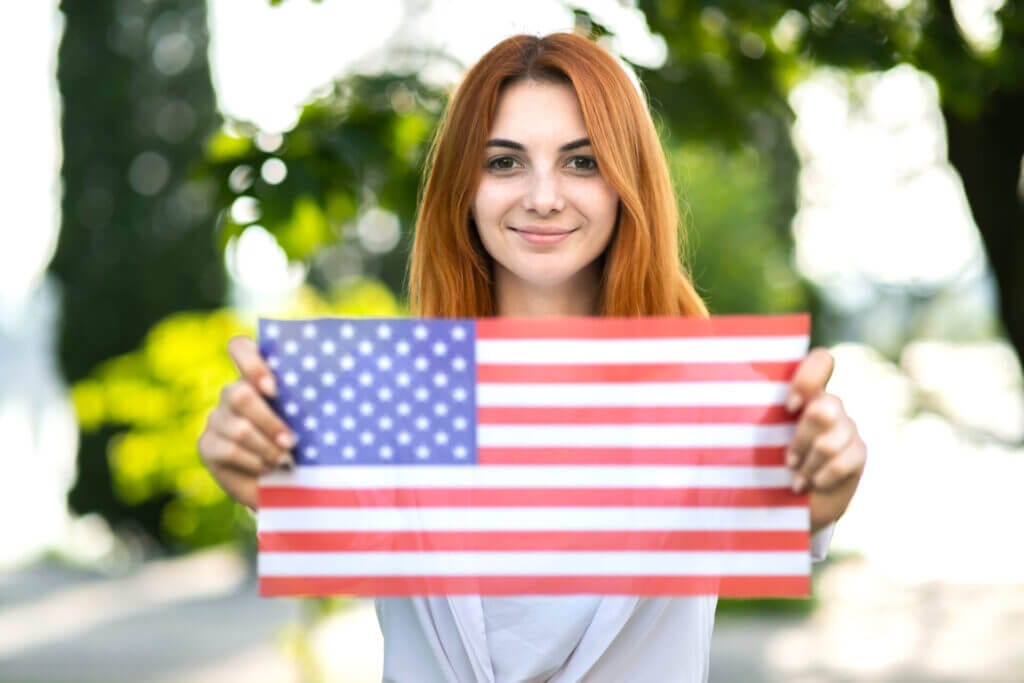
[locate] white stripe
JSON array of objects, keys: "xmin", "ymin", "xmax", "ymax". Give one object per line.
[
  {"xmin": 476, "ymin": 381, "xmax": 789, "ymax": 406},
  {"xmin": 259, "ymin": 551, "xmax": 810, "ymax": 576},
  {"xmin": 259, "ymin": 506, "xmax": 807, "ymax": 532},
  {"xmin": 477, "ymin": 424, "xmax": 794, "ymax": 448},
  {"xmin": 261, "ymin": 465, "xmax": 793, "ymax": 489},
  {"xmin": 475, "ymin": 336, "xmax": 809, "ymax": 364}
]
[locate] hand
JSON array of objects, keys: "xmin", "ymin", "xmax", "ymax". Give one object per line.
[
  {"xmin": 785, "ymin": 348, "xmax": 867, "ymax": 533},
  {"xmin": 197, "ymin": 335, "xmax": 296, "ymax": 509}
]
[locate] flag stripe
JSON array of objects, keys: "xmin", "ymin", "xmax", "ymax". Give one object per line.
[
  {"xmin": 476, "ymin": 382, "xmax": 789, "ymax": 406},
  {"xmin": 260, "ymin": 575, "xmax": 811, "ymax": 597},
  {"xmin": 258, "ymin": 506, "xmax": 808, "ymax": 532},
  {"xmin": 475, "ymin": 315, "xmax": 810, "ymax": 339},
  {"xmin": 476, "ymin": 446, "xmax": 787, "ymax": 466},
  {"xmin": 258, "ymin": 530, "xmax": 811, "ymax": 552},
  {"xmin": 259, "ymin": 486, "xmax": 802, "ymax": 508},
  {"xmin": 475, "ymin": 361, "xmax": 801, "ymax": 383},
  {"xmin": 475, "ymin": 338, "xmax": 808, "ymax": 364},
  {"xmin": 260, "ymin": 465, "xmax": 793, "ymax": 489},
  {"xmin": 259, "ymin": 550, "xmax": 810, "ymax": 575},
  {"xmin": 477, "ymin": 424, "xmax": 794, "ymax": 448},
  {"xmin": 477, "ymin": 405, "xmax": 794, "ymax": 425}
]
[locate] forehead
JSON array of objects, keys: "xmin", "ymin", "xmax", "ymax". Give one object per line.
[{"xmin": 489, "ymin": 80, "xmax": 588, "ymax": 142}]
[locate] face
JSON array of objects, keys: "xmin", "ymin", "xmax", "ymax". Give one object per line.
[{"xmin": 471, "ymin": 79, "xmax": 620, "ymax": 303}]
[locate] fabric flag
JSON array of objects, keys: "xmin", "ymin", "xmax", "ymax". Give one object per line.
[{"xmin": 257, "ymin": 314, "xmax": 812, "ymax": 597}]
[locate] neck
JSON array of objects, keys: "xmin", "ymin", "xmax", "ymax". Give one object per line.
[{"xmin": 493, "ymin": 263, "xmax": 601, "ymax": 317}]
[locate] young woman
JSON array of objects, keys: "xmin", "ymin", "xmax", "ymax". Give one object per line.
[{"xmin": 198, "ymin": 32, "xmax": 866, "ymax": 682}]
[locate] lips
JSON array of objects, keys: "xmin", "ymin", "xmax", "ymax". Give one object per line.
[{"xmin": 510, "ymin": 225, "xmax": 575, "ymax": 246}]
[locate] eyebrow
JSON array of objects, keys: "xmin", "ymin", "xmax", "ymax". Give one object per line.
[{"xmin": 485, "ymin": 137, "xmax": 591, "ymax": 152}]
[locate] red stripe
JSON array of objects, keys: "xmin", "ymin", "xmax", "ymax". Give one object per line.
[
  {"xmin": 259, "ymin": 530, "xmax": 809, "ymax": 553},
  {"xmin": 476, "ymin": 361, "xmax": 799, "ymax": 383},
  {"xmin": 478, "ymin": 405, "xmax": 794, "ymax": 425},
  {"xmin": 260, "ymin": 486, "xmax": 802, "ymax": 508},
  {"xmin": 260, "ymin": 574, "xmax": 810, "ymax": 597},
  {"xmin": 477, "ymin": 446, "xmax": 787, "ymax": 466},
  {"xmin": 475, "ymin": 314, "xmax": 810, "ymax": 339}
]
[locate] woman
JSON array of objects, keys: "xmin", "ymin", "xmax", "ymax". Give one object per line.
[{"xmin": 199, "ymin": 32, "xmax": 866, "ymax": 682}]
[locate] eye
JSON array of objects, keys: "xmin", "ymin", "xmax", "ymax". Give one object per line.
[
  {"xmin": 486, "ymin": 156, "xmax": 520, "ymax": 171},
  {"xmin": 567, "ymin": 155, "xmax": 598, "ymax": 172}
]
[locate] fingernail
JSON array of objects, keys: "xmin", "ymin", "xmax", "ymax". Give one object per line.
[
  {"xmin": 278, "ymin": 456, "xmax": 294, "ymax": 470},
  {"xmin": 277, "ymin": 432, "xmax": 296, "ymax": 450},
  {"xmin": 260, "ymin": 376, "xmax": 277, "ymax": 397},
  {"xmin": 786, "ymin": 393, "xmax": 802, "ymax": 414},
  {"xmin": 792, "ymin": 474, "xmax": 805, "ymax": 494},
  {"xmin": 785, "ymin": 450, "xmax": 799, "ymax": 469}
]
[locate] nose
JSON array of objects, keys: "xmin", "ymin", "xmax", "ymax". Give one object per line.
[{"xmin": 522, "ymin": 169, "xmax": 565, "ymax": 216}]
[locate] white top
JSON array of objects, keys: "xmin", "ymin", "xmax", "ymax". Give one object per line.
[{"xmin": 374, "ymin": 525, "xmax": 834, "ymax": 682}]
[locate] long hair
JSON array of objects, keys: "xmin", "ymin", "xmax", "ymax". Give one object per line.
[{"xmin": 408, "ymin": 32, "xmax": 708, "ymax": 318}]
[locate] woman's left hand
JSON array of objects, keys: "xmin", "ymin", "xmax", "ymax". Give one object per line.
[{"xmin": 785, "ymin": 348, "xmax": 867, "ymax": 532}]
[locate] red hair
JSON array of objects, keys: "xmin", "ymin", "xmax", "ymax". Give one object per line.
[{"xmin": 408, "ymin": 32, "xmax": 708, "ymax": 318}]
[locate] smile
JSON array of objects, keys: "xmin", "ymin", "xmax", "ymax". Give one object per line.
[{"xmin": 510, "ymin": 226, "xmax": 576, "ymax": 246}]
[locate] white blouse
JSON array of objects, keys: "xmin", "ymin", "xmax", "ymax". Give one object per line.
[{"xmin": 374, "ymin": 525, "xmax": 834, "ymax": 682}]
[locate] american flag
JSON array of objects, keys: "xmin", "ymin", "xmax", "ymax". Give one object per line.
[{"xmin": 257, "ymin": 315, "xmax": 812, "ymax": 597}]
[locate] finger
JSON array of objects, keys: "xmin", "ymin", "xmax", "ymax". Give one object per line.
[
  {"xmin": 786, "ymin": 348, "xmax": 835, "ymax": 414},
  {"xmin": 227, "ymin": 335, "xmax": 277, "ymax": 398},
  {"xmin": 796, "ymin": 414, "xmax": 856, "ymax": 492},
  {"xmin": 199, "ymin": 428, "xmax": 270, "ymax": 476},
  {"xmin": 221, "ymin": 380, "xmax": 296, "ymax": 453},
  {"xmin": 786, "ymin": 394, "xmax": 844, "ymax": 483},
  {"xmin": 210, "ymin": 404, "xmax": 292, "ymax": 469},
  {"xmin": 811, "ymin": 436, "xmax": 866, "ymax": 491}
]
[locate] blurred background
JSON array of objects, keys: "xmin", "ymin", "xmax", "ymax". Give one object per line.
[{"xmin": 1, "ymin": 0, "xmax": 1022, "ymax": 681}]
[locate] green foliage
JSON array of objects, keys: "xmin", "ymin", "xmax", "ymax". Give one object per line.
[{"xmin": 71, "ymin": 281, "xmax": 404, "ymax": 549}]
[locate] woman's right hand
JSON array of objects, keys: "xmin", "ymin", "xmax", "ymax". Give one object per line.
[{"xmin": 197, "ymin": 335, "xmax": 297, "ymax": 509}]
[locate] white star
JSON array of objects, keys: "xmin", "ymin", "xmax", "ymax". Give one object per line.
[
  {"xmin": 321, "ymin": 340, "xmax": 336, "ymax": 355},
  {"xmin": 398, "ymin": 431, "xmax": 411, "ymax": 445},
  {"xmin": 358, "ymin": 371, "xmax": 373, "ymax": 387},
  {"xmin": 397, "ymin": 402, "xmax": 411, "ymax": 416},
  {"xmin": 265, "ymin": 323, "xmax": 280, "ymax": 339},
  {"xmin": 359, "ymin": 401, "xmax": 374, "ymax": 416},
  {"xmin": 415, "ymin": 416, "xmax": 430, "ymax": 431},
  {"xmin": 378, "ymin": 416, "xmax": 393, "ymax": 430},
  {"xmin": 302, "ymin": 356, "xmax": 317, "ymax": 371},
  {"xmin": 304, "ymin": 445, "xmax": 318, "ymax": 459},
  {"xmin": 341, "ymin": 323, "xmax": 355, "ymax": 339},
  {"xmin": 434, "ymin": 403, "xmax": 448, "ymax": 417},
  {"xmin": 451, "ymin": 326, "xmax": 466, "ymax": 341},
  {"xmin": 414, "ymin": 356, "xmax": 429, "ymax": 371},
  {"xmin": 358, "ymin": 339, "xmax": 373, "ymax": 355},
  {"xmin": 415, "ymin": 445, "xmax": 430, "ymax": 459},
  {"xmin": 378, "ymin": 387, "xmax": 392, "ymax": 401},
  {"xmin": 322, "ymin": 401, "xmax": 337, "ymax": 416},
  {"xmin": 453, "ymin": 387, "xmax": 467, "ymax": 402},
  {"xmin": 396, "ymin": 372, "xmax": 411, "ymax": 387},
  {"xmin": 414, "ymin": 324, "xmax": 428, "ymax": 340},
  {"xmin": 304, "ymin": 416, "xmax": 318, "ymax": 430},
  {"xmin": 414, "ymin": 387, "xmax": 429, "ymax": 402},
  {"xmin": 454, "ymin": 445, "xmax": 468, "ymax": 459},
  {"xmin": 342, "ymin": 416, "xmax": 355, "ymax": 430},
  {"xmin": 342, "ymin": 445, "xmax": 356, "ymax": 459},
  {"xmin": 395, "ymin": 340, "xmax": 411, "ymax": 356},
  {"xmin": 340, "ymin": 354, "xmax": 355, "ymax": 371},
  {"xmin": 302, "ymin": 323, "xmax": 317, "ymax": 339},
  {"xmin": 284, "ymin": 371, "xmax": 299, "ymax": 387},
  {"xmin": 434, "ymin": 432, "xmax": 448, "ymax": 445},
  {"xmin": 302, "ymin": 386, "xmax": 317, "ymax": 401},
  {"xmin": 323, "ymin": 431, "xmax": 337, "ymax": 445},
  {"xmin": 341, "ymin": 386, "xmax": 355, "ymax": 401},
  {"xmin": 377, "ymin": 356, "xmax": 392, "ymax": 371},
  {"xmin": 284, "ymin": 340, "xmax": 299, "ymax": 355},
  {"xmin": 432, "ymin": 341, "xmax": 447, "ymax": 356},
  {"xmin": 377, "ymin": 324, "xmax": 392, "ymax": 340},
  {"xmin": 433, "ymin": 372, "xmax": 448, "ymax": 387},
  {"xmin": 379, "ymin": 445, "xmax": 394, "ymax": 460},
  {"xmin": 360, "ymin": 431, "xmax": 374, "ymax": 445},
  {"xmin": 453, "ymin": 416, "xmax": 467, "ymax": 430},
  {"xmin": 285, "ymin": 401, "xmax": 299, "ymax": 416},
  {"xmin": 321, "ymin": 372, "xmax": 336, "ymax": 386},
  {"xmin": 267, "ymin": 356, "xmax": 280, "ymax": 369},
  {"xmin": 452, "ymin": 356, "xmax": 466, "ymax": 371}
]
